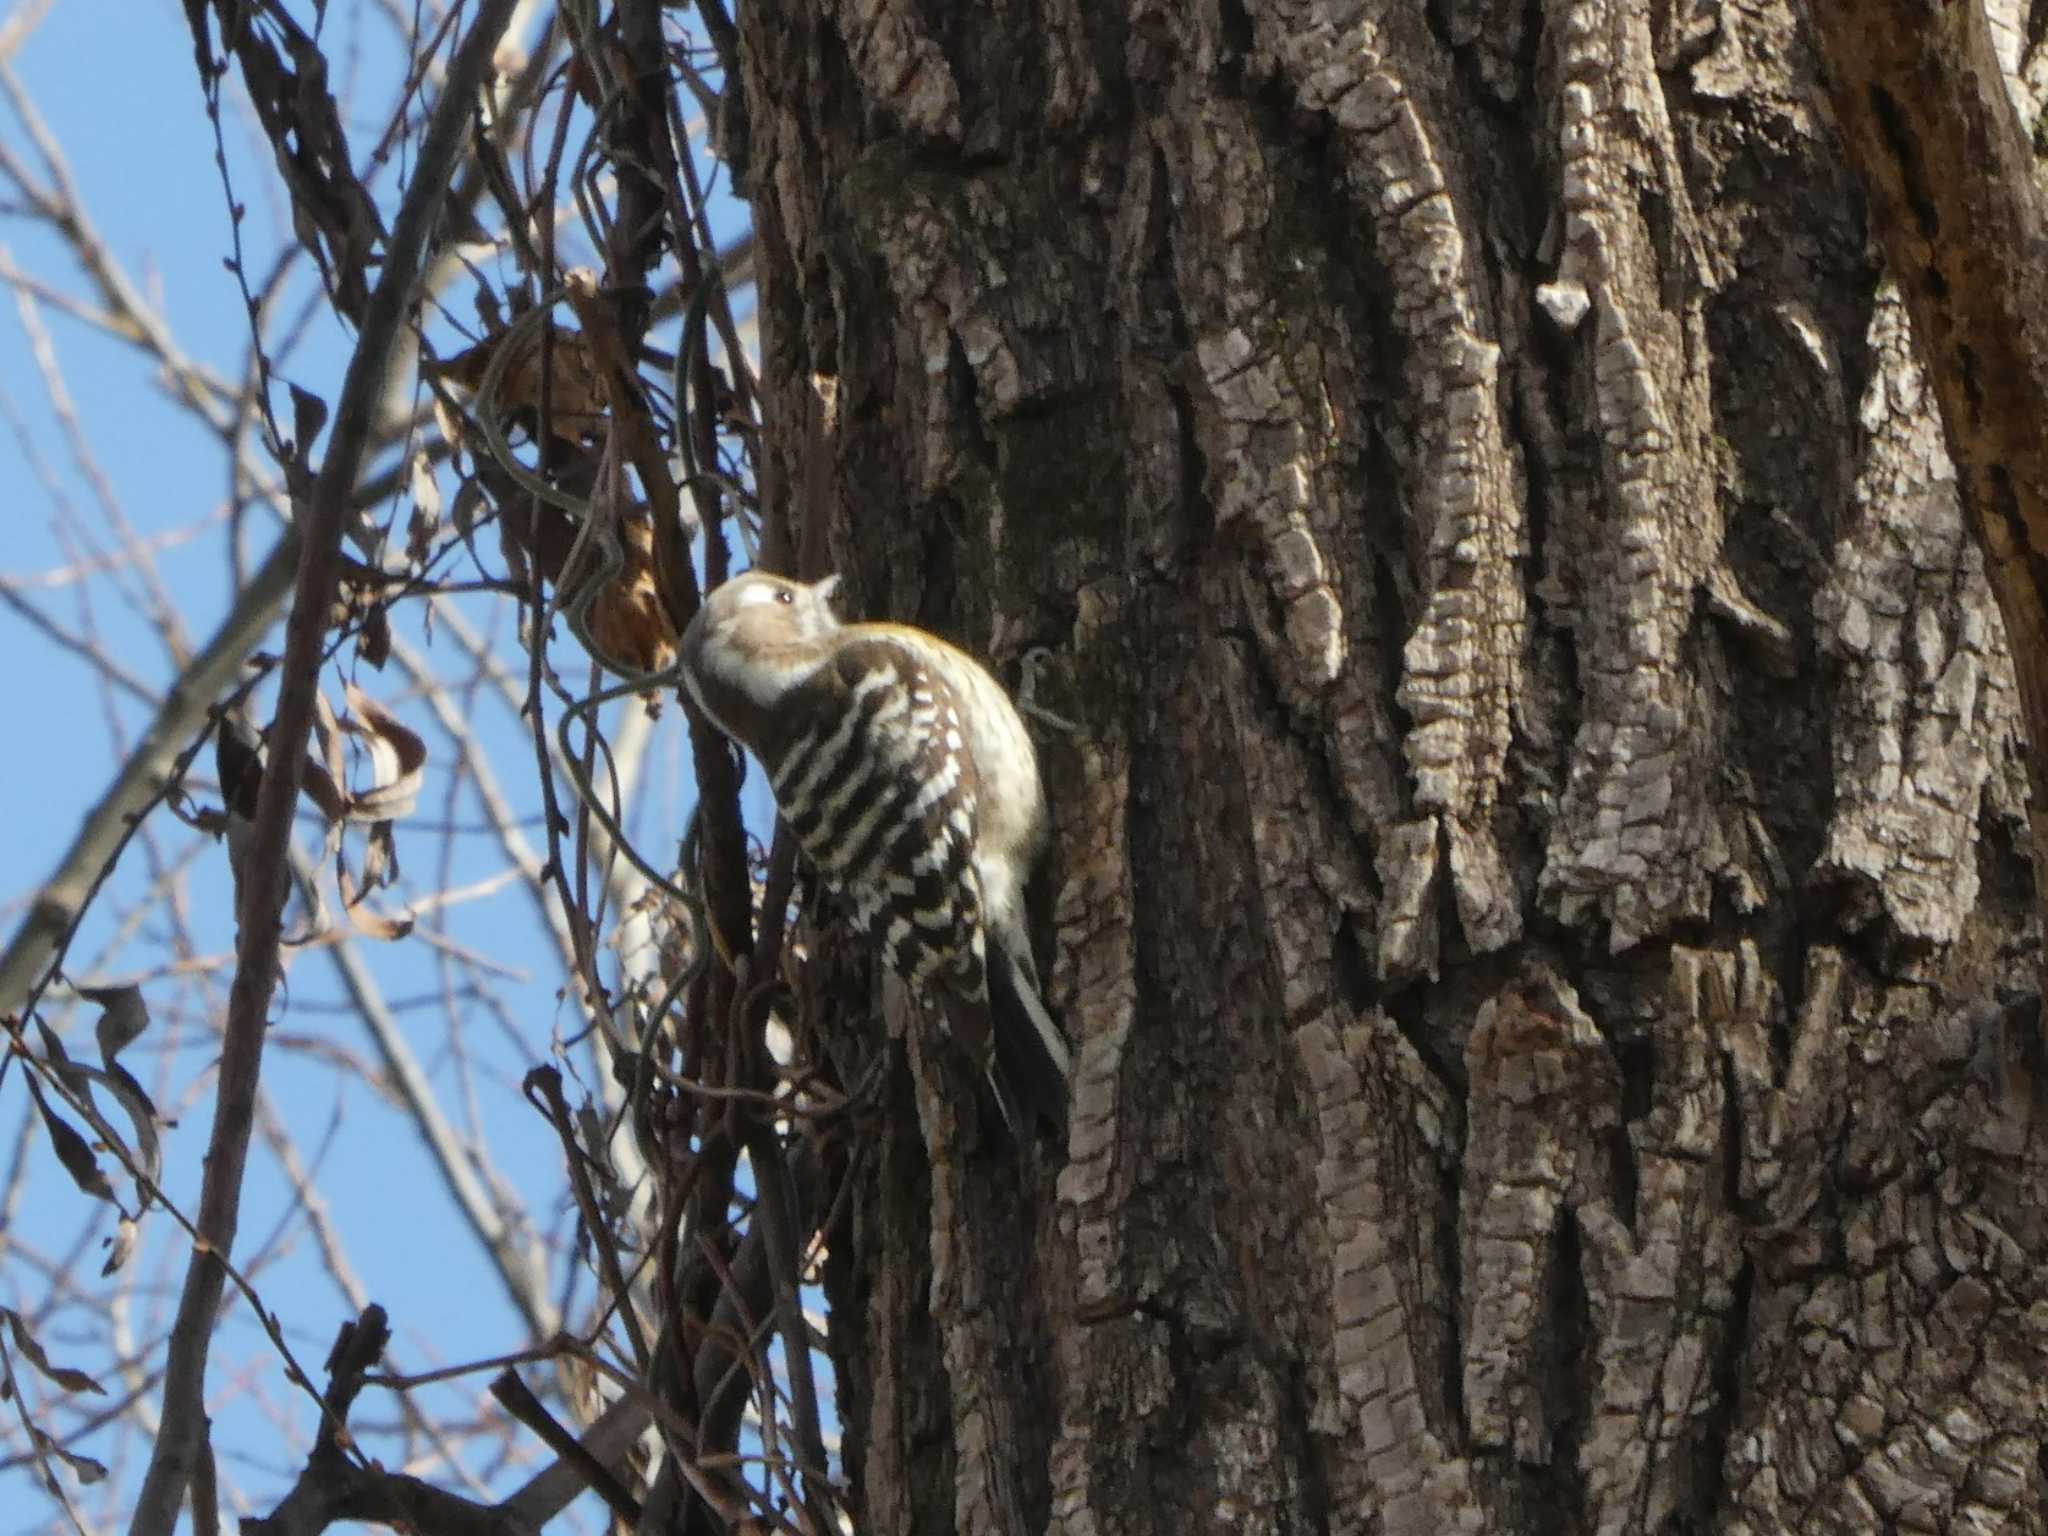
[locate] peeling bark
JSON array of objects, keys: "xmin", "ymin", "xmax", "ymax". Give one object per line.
[{"xmin": 739, "ymin": 0, "xmax": 2048, "ymax": 1529}]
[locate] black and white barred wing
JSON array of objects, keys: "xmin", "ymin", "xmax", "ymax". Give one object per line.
[{"xmin": 767, "ymin": 639, "xmax": 992, "ymax": 1005}]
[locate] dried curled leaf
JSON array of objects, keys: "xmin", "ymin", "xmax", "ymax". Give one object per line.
[
  {"xmin": 210, "ymin": 714, "xmax": 347, "ymax": 882},
  {"xmin": 27, "ymin": 1086, "xmax": 114, "ymax": 1207},
  {"xmin": 288, "ymin": 382, "xmax": 329, "ymax": 454},
  {"xmin": 214, "ymin": 716, "xmax": 264, "ymax": 822},
  {"xmin": 230, "ymin": 7, "xmax": 383, "ymax": 324},
  {"xmin": 76, "ymin": 984, "xmax": 148, "ymax": 1067},
  {"xmin": 430, "ymin": 391, "xmax": 469, "ymax": 474},
  {"xmin": 337, "ymin": 856, "xmax": 414, "ymax": 941},
  {"xmin": 429, "ymin": 322, "xmax": 609, "ymax": 447},
  {"xmin": 339, "ymin": 684, "xmax": 426, "ymax": 822},
  {"xmin": 101, "ymin": 1216, "xmax": 138, "ymax": 1278},
  {"xmin": 33, "ymin": 1021, "xmax": 162, "ymax": 1208},
  {"xmin": 311, "ymin": 690, "xmax": 349, "ymax": 829},
  {"xmin": 497, "ymin": 493, "xmax": 590, "ymax": 589},
  {"xmin": 33, "ymin": 1019, "xmax": 90, "ymax": 1102},
  {"xmin": 450, "ymin": 475, "xmax": 484, "ymax": 549},
  {"xmin": 301, "ymin": 684, "xmax": 427, "ymax": 942},
  {"xmin": 28, "ymin": 1423, "xmax": 106, "ymax": 1487},
  {"xmin": 3, "ymin": 1310, "xmax": 105, "ymax": 1396},
  {"xmin": 336, "ymin": 813, "xmax": 410, "ymax": 939},
  {"xmin": 322, "ymin": 558, "xmax": 402, "ymax": 671},
  {"xmin": 404, "ymin": 450, "xmax": 443, "ymax": 570},
  {"xmin": 77, "ymin": 1059, "xmax": 163, "ymax": 1200},
  {"xmin": 579, "ymin": 515, "xmax": 680, "ymax": 678},
  {"xmin": 355, "ymin": 599, "xmax": 392, "ymax": 670},
  {"xmin": 298, "ymin": 749, "xmax": 350, "ymax": 826}
]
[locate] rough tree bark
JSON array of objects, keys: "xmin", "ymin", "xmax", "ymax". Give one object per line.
[{"xmin": 737, "ymin": 0, "xmax": 2048, "ymax": 1532}]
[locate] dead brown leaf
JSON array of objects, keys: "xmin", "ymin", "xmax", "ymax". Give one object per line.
[
  {"xmin": 3, "ymin": 1309, "xmax": 105, "ymax": 1396},
  {"xmin": 404, "ymin": 450, "xmax": 443, "ymax": 570},
  {"xmin": 336, "ymin": 859, "xmax": 414, "ymax": 942},
  {"xmin": 28, "ymin": 1422, "xmax": 106, "ymax": 1486},
  {"xmin": 580, "ymin": 515, "xmax": 679, "ymax": 677},
  {"xmin": 101, "ymin": 1216, "xmax": 137, "ymax": 1278},
  {"xmin": 339, "ymin": 684, "xmax": 426, "ymax": 822},
  {"xmin": 496, "ymin": 493, "xmax": 587, "ymax": 589},
  {"xmin": 26, "ymin": 1084, "xmax": 113, "ymax": 1207},
  {"xmin": 430, "ymin": 391, "xmax": 469, "ymax": 474},
  {"xmin": 75, "ymin": 984, "xmax": 148, "ymax": 1067},
  {"xmin": 431, "ymin": 321, "xmax": 610, "ymax": 448},
  {"xmin": 33, "ymin": 1020, "xmax": 162, "ymax": 1206},
  {"xmin": 315, "ymin": 685, "xmax": 424, "ymax": 943}
]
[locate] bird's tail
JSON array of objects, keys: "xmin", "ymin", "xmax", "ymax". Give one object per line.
[{"xmin": 984, "ymin": 945, "xmax": 1071, "ymax": 1137}]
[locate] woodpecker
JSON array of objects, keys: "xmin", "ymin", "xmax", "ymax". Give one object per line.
[{"xmin": 679, "ymin": 571, "xmax": 1071, "ymax": 1135}]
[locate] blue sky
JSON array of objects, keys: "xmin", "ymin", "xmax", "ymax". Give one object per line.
[{"xmin": 0, "ymin": 3, "xmax": 786, "ymax": 1530}]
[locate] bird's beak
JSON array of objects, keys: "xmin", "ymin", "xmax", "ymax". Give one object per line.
[{"xmin": 814, "ymin": 573, "xmax": 843, "ymax": 609}]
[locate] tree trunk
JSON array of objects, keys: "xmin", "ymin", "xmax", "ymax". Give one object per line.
[{"xmin": 737, "ymin": 0, "xmax": 2048, "ymax": 1531}]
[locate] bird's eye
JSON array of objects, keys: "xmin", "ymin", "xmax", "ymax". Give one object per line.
[{"xmin": 775, "ymin": 588, "xmax": 795, "ymax": 605}]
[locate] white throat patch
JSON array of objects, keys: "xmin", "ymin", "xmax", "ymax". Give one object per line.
[{"xmin": 700, "ymin": 625, "xmax": 828, "ymax": 707}]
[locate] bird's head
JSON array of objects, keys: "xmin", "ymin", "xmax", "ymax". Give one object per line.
[{"xmin": 682, "ymin": 571, "xmax": 845, "ymax": 709}]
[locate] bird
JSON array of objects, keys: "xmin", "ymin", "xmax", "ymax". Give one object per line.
[{"xmin": 678, "ymin": 570, "xmax": 1071, "ymax": 1135}]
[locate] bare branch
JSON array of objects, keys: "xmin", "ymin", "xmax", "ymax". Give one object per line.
[
  {"xmin": 0, "ymin": 530, "xmax": 298, "ymax": 1020},
  {"xmin": 128, "ymin": 3, "xmax": 524, "ymax": 1527}
]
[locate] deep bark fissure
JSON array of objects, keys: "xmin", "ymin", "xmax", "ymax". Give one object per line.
[{"xmin": 1542, "ymin": 1208, "xmax": 1594, "ymax": 1530}]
